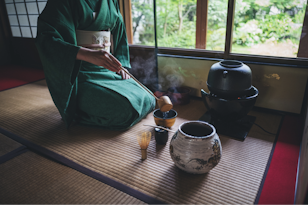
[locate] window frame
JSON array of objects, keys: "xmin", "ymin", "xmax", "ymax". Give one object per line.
[
  {"xmin": 122, "ymin": 0, "xmax": 308, "ymax": 68},
  {"xmin": 4, "ymin": 0, "xmax": 46, "ymax": 38}
]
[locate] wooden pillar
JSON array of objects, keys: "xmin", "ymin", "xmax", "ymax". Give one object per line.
[
  {"xmin": 118, "ymin": 0, "xmax": 124, "ymax": 17},
  {"xmin": 123, "ymin": 0, "xmax": 133, "ymax": 44},
  {"xmin": 195, "ymin": 0, "xmax": 208, "ymax": 49}
]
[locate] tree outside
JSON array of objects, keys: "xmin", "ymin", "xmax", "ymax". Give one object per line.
[{"xmin": 131, "ymin": 0, "xmax": 307, "ymax": 58}]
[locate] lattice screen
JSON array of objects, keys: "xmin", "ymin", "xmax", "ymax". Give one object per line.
[{"xmin": 5, "ymin": 0, "xmax": 47, "ymax": 38}]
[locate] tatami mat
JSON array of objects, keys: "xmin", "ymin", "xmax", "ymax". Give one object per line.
[
  {"xmin": 0, "ymin": 80, "xmax": 281, "ymax": 204},
  {"xmin": 0, "ymin": 150, "xmax": 145, "ymax": 204}
]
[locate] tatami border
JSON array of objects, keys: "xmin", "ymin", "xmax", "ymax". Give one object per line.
[
  {"xmin": 253, "ymin": 115, "xmax": 284, "ymax": 204},
  {"xmin": 0, "ymin": 126, "xmax": 166, "ymax": 204},
  {"xmin": 0, "ymin": 145, "xmax": 28, "ymax": 164}
]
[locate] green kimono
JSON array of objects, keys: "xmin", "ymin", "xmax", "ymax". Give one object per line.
[{"xmin": 35, "ymin": 0, "xmax": 155, "ymax": 129}]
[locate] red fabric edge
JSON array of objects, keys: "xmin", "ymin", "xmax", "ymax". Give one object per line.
[
  {"xmin": 258, "ymin": 115, "xmax": 303, "ymax": 204},
  {"xmin": 0, "ymin": 65, "xmax": 45, "ymax": 91}
]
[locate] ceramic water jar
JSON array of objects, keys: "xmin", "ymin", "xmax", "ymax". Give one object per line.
[{"xmin": 169, "ymin": 121, "xmax": 222, "ymax": 174}]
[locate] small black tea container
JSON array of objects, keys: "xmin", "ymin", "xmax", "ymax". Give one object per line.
[{"xmin": 154, "ymin": 128, "xmax": 169, "ymax": 145}]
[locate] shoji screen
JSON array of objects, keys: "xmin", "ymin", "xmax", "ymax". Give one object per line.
[{"xmin": 5, "ymin": 0, "xmax": 47, "ymax": 38}]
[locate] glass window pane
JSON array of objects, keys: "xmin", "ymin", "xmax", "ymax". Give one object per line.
[
  {"xmin": 15, "ymin": 3, "xmax": 27, "ymax": 14},
  {"xmin": 156, "ymin": 0, "xmax": 197, "ymax": 49},
  {"xmin": 8, "ymin": 15, "xmax": 19, "ymax": 26},
  {"xmin": 131, "ymin": 0, "xmax": 154, "ymax": 46},
  {"xmin": 21, "ymin": 27, "xmax": 32, "ymax": 38},
  {"xmin": 232, "ymin": 0, "xmax": 307, "ymax": 58},
  {"xmin": 5, "ymin": 4, "xmax": 16, "ymax": 14},
  {"xmin": 207, "ymin": 0, "xmax": 228, "ymax": 51},
  {"xmin": 26, "ymin": 2, "xmax": 39, "ymax": 14},
  {"xmin": 29, "ymin": 15, "xmax": 38, "ymax": 26},
  {"xmin": 18, "ymin": 15, "xmax": 29, "ymax": 26},
  {"xmin": 31, "ymin": 27, "xmax": 37, "ymax": 38},
  {"xmin": 11, "ymin": 26, "xmax": 21, "ymax": 37},
  {"xmin": 5, "ymin": 0, "xmax": 14, "ymax": 3},
  {"xmin": 15, "ymin": 0, "xmax": 24, "ymax": 2},
  {"xmin": 38, "ymin": 2, "xmax": 47, "ymax": 13}
]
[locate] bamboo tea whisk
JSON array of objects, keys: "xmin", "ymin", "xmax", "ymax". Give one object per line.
[{"xmin": 137, "ymin": 131, "xmax": 151, "ymax": 160}]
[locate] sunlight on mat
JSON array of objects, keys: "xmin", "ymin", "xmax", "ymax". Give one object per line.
[{"xmin": 0, "ymin": 80, "xmax": 281, "ymax": 204}]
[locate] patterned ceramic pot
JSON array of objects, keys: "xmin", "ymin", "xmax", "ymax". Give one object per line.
[{"xmin": 169, "ymin": 121, "xmax": 222, "ymax": 174}]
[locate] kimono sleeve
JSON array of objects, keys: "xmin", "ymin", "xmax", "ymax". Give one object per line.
[
  {"xmin": 35, "ymin": 0, "xmax": 81, "ymax": 126},
  {"xmin": 111, "ymin": 1, "xmax": 131, "ymax": 69}
]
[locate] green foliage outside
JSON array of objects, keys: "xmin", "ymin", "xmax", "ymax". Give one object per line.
[{"xmin": 131, "ymin": 0, "xmax": 307, "ymax": 57}]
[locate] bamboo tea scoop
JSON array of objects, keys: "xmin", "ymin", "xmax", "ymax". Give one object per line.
[
  {"xmin": 143, "ymin": 124, "xmax": 176, "ymax": 133},
  {"xmin": 121, "ymin": 67, "xmax": 173, "ymax": 112}
]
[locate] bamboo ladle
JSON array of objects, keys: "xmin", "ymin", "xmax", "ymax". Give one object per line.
[{"xmin": 120, "ymin": 67, "xmax": 173, "ymax": 112}]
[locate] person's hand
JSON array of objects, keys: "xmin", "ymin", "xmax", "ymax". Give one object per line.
[
  {"xmin": 116, "ymin": 68, "xmax": 131, "ymax": 80},
  {"xmin": 77, "ymin": 47, "xmax": 121, "ymax": 73},
  {"xmin": 103, "ymin": 42, "xmax": 111, "ymax": 48}
]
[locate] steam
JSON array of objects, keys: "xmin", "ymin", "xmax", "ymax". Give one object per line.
[
  {"xmin": 158, "ymin": 68, "xmax": 185, "ymax": 91},
  {"xmin": 165, "ymin": 73, "xmax": 185, "ymax": 88},
  {"xmin": 130, "ymin": 54, "xmax": 157, "ymax": 90},
  {"xmin": 130, "ymin": 54, "xmax": 191, "ymax": 92}
]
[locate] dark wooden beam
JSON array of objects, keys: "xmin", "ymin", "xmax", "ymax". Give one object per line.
[
  {"xmin": 224, "ymin": 0, "xmax": 236, "ymax": 59},
  {"xmin": 297, "ymin": 2, "xmax": 308, "ymax": 58},
  {"xmin": 0, "ymin": 0, "xmax": 13, "ymax": 65}
]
